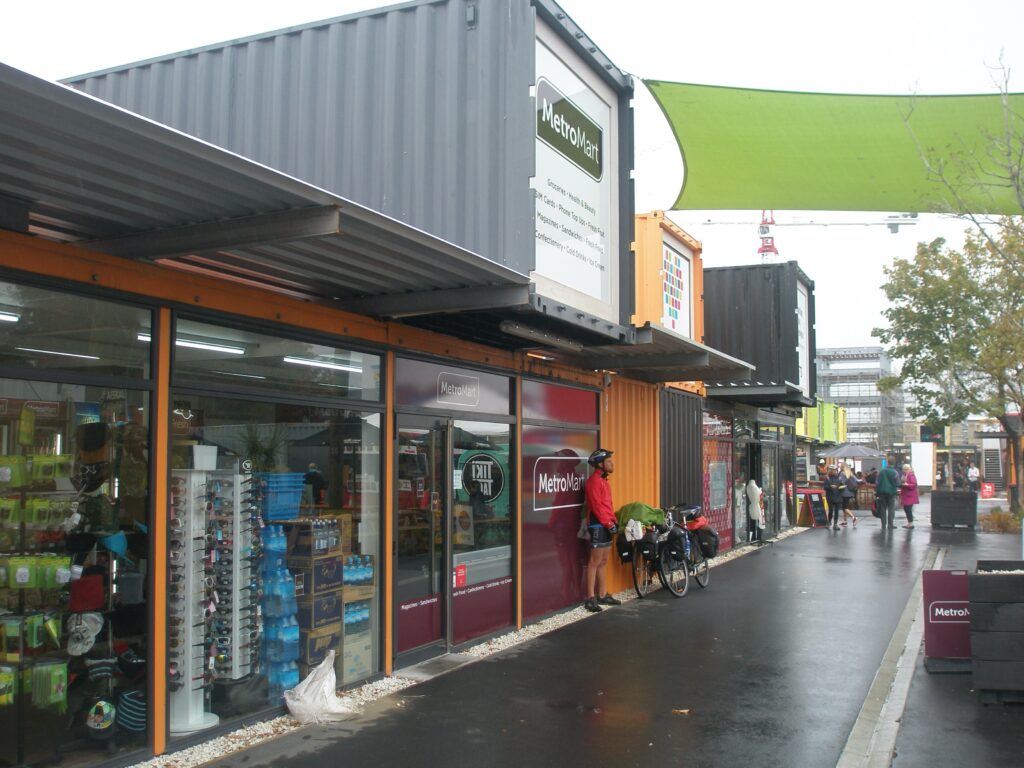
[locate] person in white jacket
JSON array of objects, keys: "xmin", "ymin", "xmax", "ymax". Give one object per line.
[{"xmin": 746, "ymin": 476, "xmax": 764, "ymax": 542}]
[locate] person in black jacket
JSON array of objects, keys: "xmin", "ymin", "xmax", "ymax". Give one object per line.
[{"xmin": 824, "ymin": 465, "xmax": 846, "ymax": 531}]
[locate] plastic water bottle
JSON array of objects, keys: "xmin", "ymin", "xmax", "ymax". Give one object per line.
[
  {"xmin": 281, "ymin": 660, "xmax": 299, "ymax": 691},
  {"xmin": 282, "ymin": 617, "xmax": 299, "ymax": 662}
]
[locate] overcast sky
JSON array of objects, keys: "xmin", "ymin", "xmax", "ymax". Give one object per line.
[{"xmin": 2, "ymin": 0, "xmax": 1021, "ymax": 349}]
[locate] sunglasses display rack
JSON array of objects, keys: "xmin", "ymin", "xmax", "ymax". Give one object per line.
[
  {"xmin": 168, "ymin": 470, "xmax": 219, "ymax": 736},
  {"xmin": 205, "ymin": 470, "xmax": 259, "ymax": 682}
]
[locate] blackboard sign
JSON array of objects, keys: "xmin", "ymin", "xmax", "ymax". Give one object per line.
[{"xmin": 805, "ymin": 491, "xmax": 828, "ymax": 527}]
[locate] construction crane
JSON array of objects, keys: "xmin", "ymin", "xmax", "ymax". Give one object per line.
[{"xmin": 757, "ymin": 210, "xmax": 779, "ymax": 264}]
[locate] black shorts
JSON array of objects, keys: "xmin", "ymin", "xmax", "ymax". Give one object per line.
[{"xmin": 589, "ymin": 525, "xmax": 612, "ymax": 549}]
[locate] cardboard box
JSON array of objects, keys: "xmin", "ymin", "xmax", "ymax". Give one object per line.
[
  {"xmin": 342, "ymin": 630, "xmax": 374, "ymax": 684},
  {"xmin": 343, "ymin": 585, "xmax": 376, "ymax": 603},
  {"xmin": 287, "ymin": 554, "xmax": 344, "ymax": 595},
  {"xmin": 299, "ymin": 622, "xmax": 342, "ymax": 667},
  {"xmin": 296, "ymin": 590, "xmax": 343, "ymax": 630},
  {"xmin": 282, "ymin": 520, "xmax": 342, "ymax": 557}
]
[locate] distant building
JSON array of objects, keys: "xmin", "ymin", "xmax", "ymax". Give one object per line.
[{"xmin": 816, "ymin": 347, "xmax": 904, "ymax": 449}]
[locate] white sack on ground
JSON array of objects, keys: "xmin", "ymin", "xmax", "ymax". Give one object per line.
[{"xmin": 283, "ymin": 651, "xmax": 356, "ymax": 724}]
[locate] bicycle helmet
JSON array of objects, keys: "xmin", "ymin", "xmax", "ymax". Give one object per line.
[{"xmin": 588, "ymin": 448, "xmax": 613, "ymax": 467}]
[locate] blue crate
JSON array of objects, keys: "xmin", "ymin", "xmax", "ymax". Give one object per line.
[{"xmin": 257, "ymin": 472, "xmax": 304, "ymax": 521}]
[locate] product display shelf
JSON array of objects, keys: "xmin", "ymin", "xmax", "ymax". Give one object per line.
[
  {"xmin": 208, "ymin": 471, "xmax": 254, "ymax": 681},
  {"xmin": 0, "ymin": 485, "xmax": 79, "ymax": 768},
  {"xmin": 168, "ymin": 470, "xmax": 218, "ymax": 735}
]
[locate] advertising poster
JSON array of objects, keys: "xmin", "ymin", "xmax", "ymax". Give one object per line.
[{"xmin": 661, "ymin": 241, "xmax": 692, "ymax": 337}]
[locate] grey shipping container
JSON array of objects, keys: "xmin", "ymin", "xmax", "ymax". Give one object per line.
[
  {"xmin": 702, "ymin": 261, "xmax": 816, "ymax": 407},
  {"xmin": 67, "ymin": 0, "xmax": 636, "ymax": 330}
]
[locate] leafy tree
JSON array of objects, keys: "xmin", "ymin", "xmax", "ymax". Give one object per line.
[
  {"xmin": 874, "ymin": 223, "xmax": 1024, "ymax": 509},
  {"xmin": 880, "ymin": 69, "xmax": 1024, "ymax": 509}
]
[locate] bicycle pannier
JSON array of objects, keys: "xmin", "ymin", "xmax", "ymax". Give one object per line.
[
  {"xmin": 665, "ymin": 526, "xmax": 687, "ymax": 560},
  {"xmin": 638, "ymin": 529, "xmax": 659, "ymax": 561},
  {"xmin": 695, "ymin": 526, "xmax": 720, "ymax": 558},
  {"xmin": 614, "ymin": 533, "xmax": 632, "ymax": 563}
]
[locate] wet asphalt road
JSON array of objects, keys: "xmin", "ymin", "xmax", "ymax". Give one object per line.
[{"xmin": 210, "ymin": 512, "xmax": 988, "ymax": 768}]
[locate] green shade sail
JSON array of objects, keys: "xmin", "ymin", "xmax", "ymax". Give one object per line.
[{"xmin": 644, "ymin": 80, "xmax": 1024, "ymax": 214}]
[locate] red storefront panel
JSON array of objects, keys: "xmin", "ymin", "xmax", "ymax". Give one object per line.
[
  {"xmin": 521, "ymin": 425, "xmax": 598, "ymax": 619},
  {"xmin": 702, "ymin": 439, "xmax": 734, "ymax": 550},
  {"xmin": 522, "ymin": 380, "xmax": 598, "ymax": 425}
]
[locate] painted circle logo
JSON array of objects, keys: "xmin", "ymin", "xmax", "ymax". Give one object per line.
[{"xmin": 462, "ymin": 454, "xmax": 505, "ymax": 503}]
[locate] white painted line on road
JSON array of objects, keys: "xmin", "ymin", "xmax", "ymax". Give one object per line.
[{"xmin": 836, "ymin": 545, "xmax": 942, "ymax": 768}]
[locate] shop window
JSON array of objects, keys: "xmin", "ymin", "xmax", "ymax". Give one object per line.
[
  {"xmin": 0, "ymin": 282, "xmax": 152, "ymax": 378},
  {"xmin": 1, "ymin": 377, "xmax": 152, "ymax": 766},
  {"xmin": 170, "ymin": 318, "xmax": 380, "ymax": 401},
  {"xmin": 167, "ymin": 393, "xmax": 380, "ymax": 737}
]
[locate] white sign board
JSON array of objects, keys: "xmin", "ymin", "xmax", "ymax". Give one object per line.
[
  {"xmin": 911, "ymin": 442, "xmax": 936, "ymax": 489},
  {"xmin": 533, "ymin": 22, "xmax": 619, "ymax": 324}
]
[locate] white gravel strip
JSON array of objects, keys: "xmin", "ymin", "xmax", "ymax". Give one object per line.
[{"xmin": 127, "ymin": 527, "xmax": 807, "ymax": 768}]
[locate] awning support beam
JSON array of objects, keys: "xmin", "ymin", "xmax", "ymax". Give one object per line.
[
  {"xmin": 577, "ymin": 350, "xmax": 710, "ymax": 370},
  {"xmin": 89, "ymin": 205, "xmax": 342, "ymax": 260},
  {"xmin": 343, "ymin": 284, "xmax": 534, "ymax": 318}
]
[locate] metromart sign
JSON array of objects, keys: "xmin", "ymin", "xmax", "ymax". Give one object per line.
[{"xmin": 536, "ymin": 78, "xmax": 603, "ymax": 181}]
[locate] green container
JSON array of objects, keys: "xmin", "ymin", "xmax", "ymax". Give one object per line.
[
  {"xmin": 0, "ymin": 498, "xmax": 20, "ymax": 526},
  {"xmin": 9, "ymin": 556, "xmax": 38, "ymax": 589},
  {"xmin": 0, "ymin": 456, "xmax": 28, "ymax": 489}
]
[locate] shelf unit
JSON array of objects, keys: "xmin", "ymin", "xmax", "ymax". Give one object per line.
[
  {"xmin": 168, "ymin": 470, "xmax": 218, "ymax": 736},
  {"xmin": 208, "ymin": 471, "xmax": 255, "ymax": 681}
]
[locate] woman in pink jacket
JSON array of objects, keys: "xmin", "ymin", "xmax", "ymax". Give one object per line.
[{"xmin": 900, "ymin": 463, "xmax": 919, "ymax": 529}]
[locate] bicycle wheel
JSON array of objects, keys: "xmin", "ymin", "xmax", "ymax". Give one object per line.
[
  {"xmin": 691, "ymin": 537, "xmax": 710, "ymax": 588},
  {"xmin": 632, "ymin": 545, "xmax": 655, "ymax": 598},
  {"xmin": 658, "ymin": 546, "xmax": 689, "ymax": 597}
]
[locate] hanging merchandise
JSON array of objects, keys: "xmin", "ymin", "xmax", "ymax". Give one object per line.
[
  {"xmin": 68, "ymin": 574, "xmax": 105, "ymax": 612},
  {"xmin": 30, "ymin": 660, "xmax": 68, "ymax": 714},
  {"xmin": 85, "ymin": 698, "xmax": 117, "ymax": 740},
  {"xmin": 0, "ymin": 664, "xmax": 15, "ymax": 705},
  {"xmin": 66, "ymin": 612, "xmax": 104, "ymax": 656}
]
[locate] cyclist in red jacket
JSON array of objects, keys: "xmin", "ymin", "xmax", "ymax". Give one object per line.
[{"xmin": 583, "ymin": 448, "xmax": 621, "ymax": 613}]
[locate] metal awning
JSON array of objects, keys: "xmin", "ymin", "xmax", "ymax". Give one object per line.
[
  {"xmin": 0, "ymin": 63, "xmax": 529, "ymax": 303},
  {"xmin": 704, "ymin": 381, "xmax": 814, "ymax": 407},
  {"xmin": 555, "ymin": 323, "xmax": 754, "ymax": 384}
]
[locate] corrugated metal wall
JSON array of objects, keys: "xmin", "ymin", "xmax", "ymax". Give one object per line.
[
  {"xmin": 704, "ymin": 263, "xmax": 784, "ymax": 385},
  {"xmin": 660, "ymin": 387, "xmax": 703, "ymax": 508},
  {"xmin": 71, "ymin": 0, "xmax": 537, "ymax": 274},
  {"xmin": 601, "ymin": 376, "xmax": 659, "ymax": 593}
]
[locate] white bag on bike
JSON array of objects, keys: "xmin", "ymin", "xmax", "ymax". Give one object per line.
[{"xmin": 624, "ymin": 519, "xmax": 644, "ymax": 542}]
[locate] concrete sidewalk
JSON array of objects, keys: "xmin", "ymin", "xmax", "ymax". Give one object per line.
[{"xmin": 207, "ymin": 498, "xmax": 1022, "ymax": 768}]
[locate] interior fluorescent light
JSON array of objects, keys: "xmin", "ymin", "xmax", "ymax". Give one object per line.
[
  {"xmin": 137, "ymin": 333, "xmax": 244, "ymax": 355},
  {"xmin": 176, "ymin": 339, "xmax": 245, "ymax": 355},
  {"xmin": 0, "ymin": 311, "xmax": 19, "ymax": 323},
  {"xmin": 283, "ymin": 356, "xmax": 361, "ymax": 373},
  {"xmin": 213, "ymin": 370, "xmax": 267, "ymax": 380},
  {"xmin": 16, "ymin": 346, "xmax": 100, "ymax": 360}
]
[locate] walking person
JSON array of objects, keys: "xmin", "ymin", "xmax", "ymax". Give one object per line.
[
  {"xmin": 840, "ymin": 463, "xmax": 859, "ymax": 526},
  {"xmin": 875, "ymin": 460, "xmax": 901, "ymax": 530},
  {"xmin": 582, "ymin": 448, "xmax": 621, "ymax": 613},
  {"xmin": 824, "ymin": 465, "xmax": 846, "ymax": 530},
  {"xmin": 900, "ymin": 463, "xmax": 919, "ymax": 528},
  {"xmin": 967, "ymin": 461, "xmax": 980, "ymax": 493}
]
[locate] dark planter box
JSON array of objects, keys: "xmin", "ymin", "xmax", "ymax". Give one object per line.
[
  {"xmin": 931, "ymin": 490, "xmax": 978, "ymax": 528},
  {"xmin": 969, "ymin": 560, "xmax": 1024, "ymax": 702}
]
